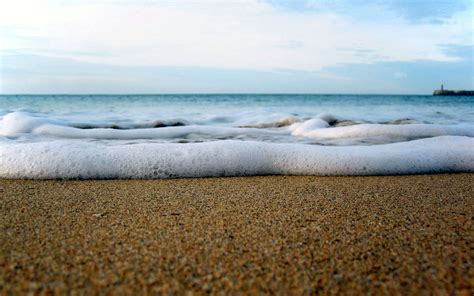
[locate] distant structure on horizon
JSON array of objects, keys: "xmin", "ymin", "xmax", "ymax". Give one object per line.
[{"xmin": 433, "ymin": 84, "xmax": 474, "ymax": 96}]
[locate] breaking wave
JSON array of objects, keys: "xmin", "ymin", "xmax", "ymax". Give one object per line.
[{"xmin": 0, "ymin": 111, "xmax": 473, "ymax": 179}]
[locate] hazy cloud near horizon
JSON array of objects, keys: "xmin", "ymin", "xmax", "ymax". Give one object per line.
[{"xmin": 0, "ymin": 0, "xmax": 472, "ymax": 93}]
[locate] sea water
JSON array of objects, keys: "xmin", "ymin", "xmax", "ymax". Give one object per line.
[{"xmin": 0, "ymin": 94, "xmax": 473, "ymax": 178}]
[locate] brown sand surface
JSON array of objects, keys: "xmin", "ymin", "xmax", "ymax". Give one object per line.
[{"xmin": 0, "ymin": 174, "xmax": 473, "ymax": 294}]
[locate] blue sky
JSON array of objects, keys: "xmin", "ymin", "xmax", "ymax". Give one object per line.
[{"xmin": 0, "ymin": 0, "xmax": 473, "ymax": 94}]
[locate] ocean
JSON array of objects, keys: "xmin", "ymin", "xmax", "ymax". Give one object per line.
[{"xmin": 0, "ymin": 94, "xmax": 473, "ymax": 178}]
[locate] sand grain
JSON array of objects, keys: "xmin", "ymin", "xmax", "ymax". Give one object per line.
[{"xmin": 0, "ymin": 174, "xmax": 473, "ymax": 294}]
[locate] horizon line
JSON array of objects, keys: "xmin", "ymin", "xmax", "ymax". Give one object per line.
[{"xmin": 0, "ymin": 92, "xmax": 434, "ymax": 96}]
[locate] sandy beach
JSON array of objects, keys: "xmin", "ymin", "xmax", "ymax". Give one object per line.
[{"xmin": 0, "ymin": 174, "xmax": 472, "ymax": 294}]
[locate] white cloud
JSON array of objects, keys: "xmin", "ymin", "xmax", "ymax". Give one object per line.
[{"xmin": 0, "ymin": 0, "xmax": 472, "ymax": 71}]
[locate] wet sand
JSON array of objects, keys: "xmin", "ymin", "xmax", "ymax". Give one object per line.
[{"xmin": 0, "ymin": 174, "xmax": 473, "ymax": 294}]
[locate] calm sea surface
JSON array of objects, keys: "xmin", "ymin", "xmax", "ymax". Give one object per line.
[{"xmin": 1, "ymin": 94, "xmax": 473, "ymax": 126}]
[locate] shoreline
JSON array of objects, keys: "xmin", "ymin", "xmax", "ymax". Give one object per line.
[{"xmin": 1, "ymin": 174, "xmax": 472, "ymax": 293}]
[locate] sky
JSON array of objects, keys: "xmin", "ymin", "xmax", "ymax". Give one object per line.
[{"xmin": 0, "ymin": 0, "xmax": 473, "ymax": 94}]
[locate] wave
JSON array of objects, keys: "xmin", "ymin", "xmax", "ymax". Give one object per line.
[
  {"xmin": 1, "ymin": 112, "xmax": 473, "ymax": 178},
  {"xmin": 289, "ymin": 121, "xmax": 474, "ymax": 140},
  {"xmin": 1, "ymin": 112, "xmax": 472, "ymax": 144},
  {"xmin": 0, "ymin": 136, "xmax": 472, "ymax": 179}
]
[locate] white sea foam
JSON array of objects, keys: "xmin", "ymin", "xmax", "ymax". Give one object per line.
[
  {"xmin": 1, "ymin": 112, "xmax": 473, "ymax": 179},
  {"xmin": 0, "ymin": 112, "xmax": 63, "ymax": 135},
  {"xmin": 2, "ymin": 112, "xmax": 473, "ymax": 143},
  {"xmin": 289, "ymin": 118, "xmax": 330, "ymax": 136},
  {"xmin": 289, "ymin": 121, "xmax": 474, "ymax": 141},
  {"xmin": 33, "ymin": 124, "xmax": 285, "ymax": 140},
  {"xmin": 0, "ymin": 112, "xmax": 282, "ymax": 140},
  {"xmin": 0, "ymin": 136, "xmax": 472, "ymax": 179}
]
